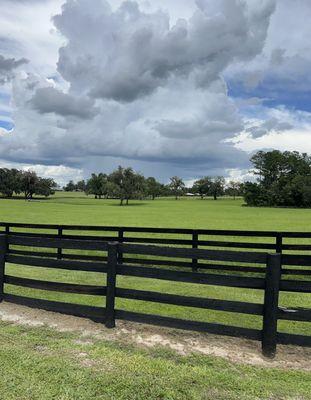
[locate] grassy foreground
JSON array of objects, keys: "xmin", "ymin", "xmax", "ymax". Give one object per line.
[{"xmin": 0, "ymin": 321, "xmax": 310, "ymax": 400}]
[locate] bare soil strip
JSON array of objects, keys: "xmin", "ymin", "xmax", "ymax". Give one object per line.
[{"xmin": 0, "ymin": 302, "xmax": 310, "ymax": 370}]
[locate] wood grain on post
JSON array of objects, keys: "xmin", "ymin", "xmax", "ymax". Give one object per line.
[
  {"xmin": 262, "ymin": 253, "xmax": 282, "ymax": 358},
  {"xmin": 0, "ymin": 234, "xmax": 7, "ymax": 302},
  {"xmin": 105, "ymin": 242, "xmax": 118, "ymax": 328}
]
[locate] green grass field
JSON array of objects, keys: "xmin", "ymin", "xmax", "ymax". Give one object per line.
[
  {"xmin": 1, "ymin": 192, "xmax": 311, "ymax": 399},
  {"xmin": 1, "ymin": 191, "xmax": 311, "ymax": 230}
]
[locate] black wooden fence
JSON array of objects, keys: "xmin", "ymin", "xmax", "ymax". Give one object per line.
[
  {"xmin": 2, "ymin": 221, "xmax": 311, "ymax": 253},
  {"xmin": 0, "ymin": 222, "xmax": 311, "ymax": 357}
]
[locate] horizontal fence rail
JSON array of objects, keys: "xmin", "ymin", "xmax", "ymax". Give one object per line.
[
  {"xmin": 2, "ymin": 221, "xmax": 311, "ymax": 276},
  {"xmin": 0, "ymin": 222, "xmax": 311, "ymax": 357}
]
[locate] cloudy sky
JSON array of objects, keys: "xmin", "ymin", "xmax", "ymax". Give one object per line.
[{"xmin": 0, "ymin": 0, "xmax": 310, "ymax": 185}]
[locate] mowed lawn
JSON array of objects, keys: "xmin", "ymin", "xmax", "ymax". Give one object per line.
[
  {"xmin": 0, "ymin": 192, "xmax": 311, "ymax": 399},
  {"xmin": 1, "ymin": 191, "xmax": 311, "ymax": 230}
]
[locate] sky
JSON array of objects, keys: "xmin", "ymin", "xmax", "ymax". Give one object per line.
[{"xmin": 0, "ymin": 0, "xmax": 311, "ymax": 186}]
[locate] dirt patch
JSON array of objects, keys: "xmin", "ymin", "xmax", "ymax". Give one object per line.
[
  {"xmin": 0, "ymin": 301, "xmax": 310, "ymax": 371},
  {"xmin": 75, "ymin": 351, "xmax": 98, "ymax": 368}
]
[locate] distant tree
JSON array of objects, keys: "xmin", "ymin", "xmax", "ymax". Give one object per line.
[
  {"xmin": 145, "ymin": 177, "xmax": 162, "ymax": 200},
  {"xmin": 86, "ymin": 173, "xmax": 107, "ymax": 199},
  {"xmin": 192, "ymin": 177, "xmax": 212, "ymax": 199},
  {"xmin": 0, "ymin": 168, "xmax": 55, "ymax": 199},
  {"xmin": 63, "ymin": 180, "xmax": 76, "ymax": 192},
  {"xmin": 76, "ymin": 180, "xmax": 86, "ymax": 192},
  {"xmin": 0, "ymin": 168, "xmax": 21, "ymax": 197},
  {"xmin": 105, "ymin": 181, "xmax": 120, "ymax": 199},
  {"xmin": 159, "ymin": 184, "xmax": 171, "ymax": 197},
  {"xmin": 210, "ymin": 176, "xmax": 225, "ymax": 200},
  {"xmin": 250, "ymin": 150, "xmax": 311, "ymax": 187},
  {"xmin": 20, "ymin": 171, "xmax": 38, "ymax": 199},
  {"xmin": 20, "ymin": 171, "xmax": 56, "ymax": 199},
  {"xmin": 226, "ymin": 181, "xmax": 242, "ymax": 200},
  {"xmin": 243, "ymin": 182, "xmax": 269, "ymax": 207},
  {"xmin": 135, "ymin": 173, "xmax": 147, "ymax": 200},
  {"xmin": 35, "ymin": 177, "xmax": 57, "ymax": 197},
  {"xmin": 245, "ymin": 150, "xmax": 311, "ymax": 207},
  {"xmin": 169, "ymin": 176, "xmax": 185, "ymax": 200},
  {"xmin": 109, "ymin": 166, "xmax": 143, "ymax": 205}
]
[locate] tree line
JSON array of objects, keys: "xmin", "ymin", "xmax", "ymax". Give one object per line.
[
  {"xmin": 63, "ymin": 166, "xmax": 243, "ymax": 205},
  {"xmin": 0, "ymin": 169, "xmax": 56, "ymax": 199},
  {"xmin": 64, "ymin": 150, "xmax": 311, "ymax": 207},
  {"xmin": 244, "ymin": 150, "xmax": 311, "ymax": 207},
  {"xmin": 64, "ymin": 167, "xmax": 169, "ymax": 205},
  {"xmin": 2, "ymin": 150, "xmax": 306, "ymax": 207}
]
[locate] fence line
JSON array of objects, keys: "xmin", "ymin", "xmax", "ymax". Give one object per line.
[
  {"xmin": 0, "ymin": 227, "xmax": 311, "ymax": 357},
  {"xmin": 3, "ymin": 222, "xmax": 311, "ymax": 258}
]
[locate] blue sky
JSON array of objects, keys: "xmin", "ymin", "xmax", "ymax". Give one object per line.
[
  {"xmin": 0, "ymin": 0, "xmax": 311, "ymax": 185},
  {"xmin": 228, "ymin": 80, "xmax": 311, "ymax": 113},
  {"xmin": 0, "ymin": 120, "xmax": 13, "ymax": 131},
  {"xmin": 0, "ymin": 91, "xmax": 13, "ymax": 130}
]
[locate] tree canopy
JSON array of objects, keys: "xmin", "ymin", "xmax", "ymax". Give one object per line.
[
  {"xmin": 169, "ymin": 176, "xmax": 185, "ymax": 200},
  {"xmin": 0, "ymin": 168, "xmax": 56, "ymax": 199},
  {"xmin": 244, "ymin": 150, "xmax": 311, "ymax": 207},
  {"xmin": 192, "ymin": 176, "xmax": 225, "ymax": 200}
]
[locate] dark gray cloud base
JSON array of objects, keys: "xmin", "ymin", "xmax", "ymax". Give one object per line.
[
  {"xmin": 0, "ymin": 54, "xmax": 28, "ymax": 83},
  {"xmin": 30, "ymin": 87, "xmax": 98, "ymax": 119}
]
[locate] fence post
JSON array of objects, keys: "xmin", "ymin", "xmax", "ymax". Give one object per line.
[
  {"xmin": 118, "ymin": 228, "xmax": 124, "ymax": 264},
  {"xmin": 262, "ymin": 253, "xmax": 282, "ymax": 358},
  {"xmin": 57, "ymin": 227, "xmax": 63, "ymax": 260},
  {"xmin": 105, "ymin": 242, "xmax": 118, "ymax": 328},
  {"xmin": 0, "ymin": 234, "xmax": 7, "ymax": 302},
  {"xmin": 192, "ymin": 231, "xmax": 198, "ymax": 272},
  {"xmin": 275, "ymin": 233, "xmax": 282, "ymax": 254},
  {"xmin": 5, "ymin": 225, "xmax": 9, "ymax": 254}
]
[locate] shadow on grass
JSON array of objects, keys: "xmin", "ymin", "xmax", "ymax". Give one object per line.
[
  {"xmin": 0, "ymin": 196, "xmax": 50, "ymax": 201},
  {"xmin": 45, "ymin": 198, "xmax": 148, "ymax": 207},
  {"xmin": 108, "ymin": 202, "xmax": 148, "ymax": 207}
]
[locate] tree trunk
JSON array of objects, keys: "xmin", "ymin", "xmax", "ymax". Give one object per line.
[
  {"xmin": 126, "ymin": 198, "xmax": 129, "ymax": 205},
  {"xmin": 213, "ymin": 193, "xmax": 217, "ymax": 200},
  {"xmin": 120, "ymin": 198, "xmax": 123, "ymax": 206}
]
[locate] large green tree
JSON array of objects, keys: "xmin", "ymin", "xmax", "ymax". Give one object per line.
[
  {"xmin": 226, "ymin": 181, "xmax": 243, "ymax": 200},
  {"xmin": 192, "ymin": 177, "xmax": 212, "ymax": 199},
  {"xmin": 109, "ymin": 166, "xmax": 144, "ymax": 205},
  {"xmin": 86, "ymin": 173, "xmax": 108, "ymax": 199},
  {"xmin": 0, "ymin": 168, "xmax": 21, "ymax": 197},
  {"xmin": 0, "ymin": 169, "xmax": 56, "ymax": 199},
  {"xmin": 245, "ymin": 150, "xmax": 311, "ymax": 207},
  {"xmin": 251, "ymin": 150, "xmax": 311, "ymax": 187},
  {"xmin": 169, "ymin": 176, "xmax": 185, "ymax": 200},
  {"xmin": 63, "ymin": 180, "xmax": 76, "ymax": 192},
  {"xmin": 145, "ymin": 177, "xmax": 162, "ymax": 200},
  {"xmin": 210, "ymin": 177, "xmax": 225, "ymax": 200},
  {"xmin": 76, "ymin": 180, "xmax": 86, "ymax": 192},
  {"xmin": 20, "ymin": 171, "xmax": 56, "ymax": 199}
]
